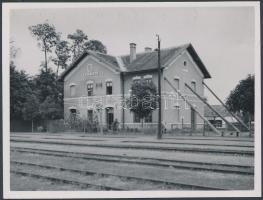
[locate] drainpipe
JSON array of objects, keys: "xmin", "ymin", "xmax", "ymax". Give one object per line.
[{"xmin": 121, "ymin": 72, "xmax": 125, "ymax": 130}]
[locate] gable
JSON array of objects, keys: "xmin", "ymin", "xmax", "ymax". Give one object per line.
[
  {"xmin": 64, "ymin": 55, "xmax": 119, "ymax": 83},
  {"xmin": 60, "ymin": 51, "xmax": 120, "ymax": 81}
]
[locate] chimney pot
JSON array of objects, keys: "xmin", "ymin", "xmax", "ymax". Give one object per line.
[{"xmin": 130, "ymin": 43, "xmax": 136, "ymax": 63}]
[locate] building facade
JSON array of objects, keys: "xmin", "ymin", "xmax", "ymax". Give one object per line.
[{"xmin": 60, "ymin": 43, "xmax": 211, "ymax": 130}]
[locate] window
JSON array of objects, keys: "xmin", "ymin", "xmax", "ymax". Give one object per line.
[
  {"xmin": 209, "ymin": 120, "xmax": 222, "ymax": 128},
  {"xmin": 70, "ymin": 85, "xmax": 76, "ymax": 96},
  {"xmin": 133, "ymin": 113, "xmax": 140, "ymax": 123},
  {"xmin": 87, "ymin": 110, "xmax": 93, "ymax": 122},
  {"xmin": 191, "ymin": 81, "xmax": 196, "ymax": 92},
  {"xmin": 145, "ymin": 113, "xmax": 152, "ymax": 123},
  {"xmin": 175, "ymin": 107, "xmax": 180, "ymax": 122},
  {"xmin": 70, "ymin": 108, "xmax": 77, "ymax": 119},
  {"xmin": 183, "ymin": 61, "xmax": 187, "ymax": 66},
  {"xmin": 174, "ymin": 78, "xmax": 180, "ymax": 90},
  {"xmin": 133, "ymin": 79, "xmax": 140, "ymax": 84},
  {"xmin": 144, "ymin": 75, "xmax": 152, "ymax": 84},
  {"xmin": 145, "ymin": 78, "xmax": 152, "ymax": 84},
  {"xmin": 106, "ymin": 81, "xmax": 113, "ymax": 95},
  {"xmin": 87, "ymin": 83, "xmax": 94, "ymax": 96},
  {"xmin": 133, "ymin": 76, "xmax": 141, "ymax": 84}
]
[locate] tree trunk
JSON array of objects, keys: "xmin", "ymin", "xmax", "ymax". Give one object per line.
[
  {"xmin": 56, "ymin": 64, "xmax": 60, "ymax": 77},
  {"xmin": 44, "ymin": 48, "xmax": 48, "ymax": 72},
  {"xmin": 141, "ymin": 118, "xmax": 144, "ymax": 129},
  {"xmin": 31, "ymin": 120, "xmax": 34, "ymax": 133}
]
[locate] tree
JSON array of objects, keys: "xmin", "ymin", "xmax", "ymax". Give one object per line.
[
  {"xmin": 84, "ymin": 40, "xmax": 107, "ymax": 54},
  {"xmin": 127, "ymin": 80, "xmax": 158, "ymax": 128},
  {"xmin": 22, "ymin": 93, "xmax": 40, "ymax": 132},
  {"xmin": 39, "ymin": 96, "xmax": 63, "ymax": 120},
  {"xmin": 67, "ymin": 29, "xmax": 88, "ymax": 60},
  {"xmin": 29, "ymin": 22, "xmax": 60, "ymax": 72},
  {"xmin": 33, "ymin": 68, "xmax": 64, "ymax": 120},
  {"xmin": 10, "ymin": 62, "xmax": 33, "ymax": 120},
  {"xmin": 10, "ymin": 40, "xmax": 20, "ymax": 61},
  {"xmin": 52, "ymin": 39, "xmax": 71, "ymax": 76},
  {"xmin": 226, "ymin": 74, "xmax": 254, "ymax": 124}
]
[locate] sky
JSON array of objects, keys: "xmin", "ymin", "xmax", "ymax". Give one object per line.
[{"xmin": 9, "ymin": 5, "xmax": 255, "ymax": 104}]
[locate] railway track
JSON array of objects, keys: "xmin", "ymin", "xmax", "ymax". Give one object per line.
[
  {"xmin": 11, "ymin": 146, "xmax": 254, "ymax": 175},
  {"xmin": 11, "ymin": 160, "xmax": 226, "ymax": 190},
  {"xmin": 10, "ymin": 136, "xmax": 253, "ymax": 147},
  {"xmin": 121, "ymin": 140, "xmax": 253, "ymax": 148},
  {"xmin": 10, "ymin": 138, "xmax": 254, "ymax": 156}
]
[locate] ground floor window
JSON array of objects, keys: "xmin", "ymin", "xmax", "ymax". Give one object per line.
[
  {"xmin": 145, "ymin": 113, "xmax": 152, "ymax": 123},
  {"xmin": 133, "ymin": 113, "xmax": 140, "ymax": 123},
  {"xmin": 69, "ymin": 108, "xmax": 77, "ymax": 120},
  {"xmin": 209, "ymin": 120, "xmax": 223, "ymax": 128},
  {"xmin": 87, "ymin": 110, "xmax": 93, "ymax": 122}
]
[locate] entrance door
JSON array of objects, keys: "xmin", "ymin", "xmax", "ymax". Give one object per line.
[
  {"xmin": 191, "ymin": 108, "xmax": 196, "ymax": 131},
  {"xmin": 106, "ymin": 107, "xmax": 114, "ymax": 130}
]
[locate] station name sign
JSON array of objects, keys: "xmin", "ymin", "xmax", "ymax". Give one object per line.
[{"xmin": 86, "ymin": 64, "xmax": 104, "ymax": 77}]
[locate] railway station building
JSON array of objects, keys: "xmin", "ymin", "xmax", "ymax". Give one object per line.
[{"xmin": 60, "ymin": 43, "xmax": 211, "ymax": 131}]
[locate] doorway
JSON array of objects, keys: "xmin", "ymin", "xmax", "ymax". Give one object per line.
[{"xmin": 106, "ymin": 107, "xmax": 114, "ymax": 130}]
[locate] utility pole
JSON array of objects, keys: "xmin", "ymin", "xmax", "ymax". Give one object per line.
[{"xmin": 157, "ymin": 35, "xmax": 162, "ymax": 139}]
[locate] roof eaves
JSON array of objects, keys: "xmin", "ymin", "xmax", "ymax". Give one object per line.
[{"xmin": 186, "ymin": 44, "xmax": 212, "ymax": 79}]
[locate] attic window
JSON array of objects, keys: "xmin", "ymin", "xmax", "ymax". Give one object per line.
[{"xmin": 183, "ymin": 61, "xmax": 187, "ymax": 66}]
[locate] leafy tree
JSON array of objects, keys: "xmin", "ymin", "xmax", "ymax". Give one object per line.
[
  {"xmin": 52, "ymin": 39, "xmax": 71, "ymax": 76},
  {"xmin": 10, "ymin": 40, "xmax": 20, "ymax": 61},
  {"xmin": 127, "ymin": 80, "xmax": 157, "ymax": 127},
  {"xmin": 33, "ymin": 68, "xmax": 64, "ymax": 120},
  {"xmin": 84, "ymin": 40, "xmax": 107, "ymax": 54},
  {"xmin": 39, "ymin": 96, "xmax": 63, "ymax": 120},
  {"xmin": 29, "ymin": 22, "xmax": 60, "ymax": 72},
  {"xmin": 10, "ymin": 62, "xmax": 33, "ymax": 120},
  {"xmin": 22, "ymin": 93, "xmax": 40, "ymax": 132},
  {"xmin": 67, "ymin": 29, "xmax": 88, "ymax": 60},
  {"xmin": 226, "ymin": 74, "xmax": 254, "ymax": 123}
]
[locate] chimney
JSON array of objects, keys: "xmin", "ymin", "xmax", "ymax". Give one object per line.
[
  {"xmin": 144, "ymin": 47, "xmax": 152, "ymax": 53},
  {"xmin": 129, "ymin": 43, "xmax": 136, "ymax": 63}
]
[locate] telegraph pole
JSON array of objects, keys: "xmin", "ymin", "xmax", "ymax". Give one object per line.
[{"xmin": 157, "ymin": 35, "xmax": 162, "ymax": 139}]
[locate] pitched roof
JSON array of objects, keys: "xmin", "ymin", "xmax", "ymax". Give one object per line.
[
  {"xmin": 121, "ymin": 44, "xmax": 189, "ymax": 73},
  {"xmin": 59, "ymin": 43, "xmax": 211, "ymax": 80},
  {"xmin": 204, "ymin": 105, "xmax": 230, "ymax": 118}
]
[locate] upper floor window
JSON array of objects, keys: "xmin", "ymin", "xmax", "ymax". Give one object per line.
[
  {"xmin": 69, "ymin": 84, "xmax": 76, "ymax": 97},
  {"xmin": 182, "ymin": 61, "xmax": 188, "ymax": 72},
  {"xmin": 174, "ymin": 78, "xmax": 180, "ymax": 90},
  {"xmin": 191, "ymin": 81, "xmax": 196, "ymax": 92},
  {"xmin": 144, "ymin": 75, "xmax": 152, "ymax": 84},
  {"xmin": 87, "ymin": 82, "xmax": 94, "ymax": 96},
  {"xmin": 106, "ymin": 81, "xmax": 113, "ymax": 95},
  {"xmin": 145, "ymin": 78, "xmax": 152, "ymax": 84},
  {"xmin": 133, "ymin": 76, "xmax": 141, "ymax": 84}
]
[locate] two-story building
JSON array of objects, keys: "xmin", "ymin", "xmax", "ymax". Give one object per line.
[{"xmin": 59, "ymin": 43, "xmax": 211, "ymax": 130}]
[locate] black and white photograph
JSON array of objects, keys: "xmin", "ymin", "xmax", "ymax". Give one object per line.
[{"xmin": 2, "ymin": 2, "xmax": 261, "ymax": 199}]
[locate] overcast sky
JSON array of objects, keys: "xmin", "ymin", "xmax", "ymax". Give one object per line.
[{"xmin": 9, "ymin": 5, "xmax": 255, "ymax": 104}]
